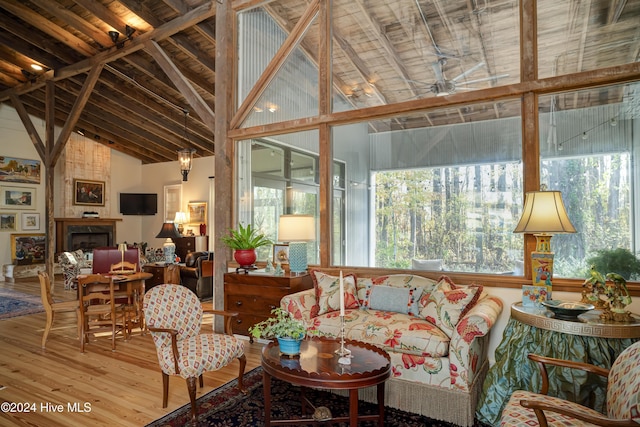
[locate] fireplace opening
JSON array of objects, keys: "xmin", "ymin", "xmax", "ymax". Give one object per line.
[
  {"xmin": 70, "ymin": 233, "xmax": 109, "ymax": 252},
  {"xmin": 66, "ymin": 224, "xmax": 113, "ymax": 252}
]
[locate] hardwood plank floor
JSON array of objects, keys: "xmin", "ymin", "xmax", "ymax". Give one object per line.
[{"xmin": 0, "ymin": 276, "xmax": 264, "ymax": 427}]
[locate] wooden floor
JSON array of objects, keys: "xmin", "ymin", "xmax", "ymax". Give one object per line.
[{"xmin": 0, "ymin": 276, "xmax": 264, "ymax": 427}]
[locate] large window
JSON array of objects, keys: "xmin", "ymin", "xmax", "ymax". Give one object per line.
[{"xmin": 232, "ymin": 0, "xmax": 640, "ymax": 284}]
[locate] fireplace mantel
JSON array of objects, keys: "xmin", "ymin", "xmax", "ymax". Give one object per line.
[{"xmin": 55, "ymin": 218, "xmax": 122, "ymax": 253}]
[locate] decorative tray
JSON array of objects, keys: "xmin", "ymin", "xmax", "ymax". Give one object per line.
[{"xmin": 541, "ymin": 300, "xmax": 595, "ymax": 320}]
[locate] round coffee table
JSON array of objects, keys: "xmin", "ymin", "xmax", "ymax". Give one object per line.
[{"xmin": 261, "ymin": 336, "xmax": 391, "ymax": 426}]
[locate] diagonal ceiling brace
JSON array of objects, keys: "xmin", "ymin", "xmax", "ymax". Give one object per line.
[
  {"xmin": 50, "ymin": 63, "xmax": 105, "ymax": 165},
  {"xmin": 144, "ymin": 39, "xmax": 215, "ymax": 132}
]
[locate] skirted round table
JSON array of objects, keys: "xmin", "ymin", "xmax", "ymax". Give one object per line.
[{"xmin": 475, "ymin": 302, "xmax": 640, "ymax": 426}]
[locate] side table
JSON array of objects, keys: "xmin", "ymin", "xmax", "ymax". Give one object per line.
[
  {"xmin": 476, "ymin": 302, "xmax": 640, "ymax": 426},
  {"xmin": 142, "ymin": 263, "xmax": 180, "ymax": 292},
  {"xmin": 224, "ymin": 272, "xmax": 312, "ymax": 339}
]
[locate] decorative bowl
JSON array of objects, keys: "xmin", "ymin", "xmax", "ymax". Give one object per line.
[{"xmin": 542, "ymin": 300, "xmax": 595, "ymax": 320}]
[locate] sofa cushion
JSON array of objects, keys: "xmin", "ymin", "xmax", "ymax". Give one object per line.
[
  {"xmin": 310, "ymin": 270, "xmax": 358, "ymax": 317},
  {"xmin": 362, "ymin": 284, "xmax": 421, "ymax": 316},
  {"xmin": 357, "ymin": 274, "xmax": 436, "ymax": 315},
  {"xmin": 420, "ymin": 276, "xmax": 483, "ymax": 337},
  {"xmin": 311, "ymin": 309, "xmax": 450, "ymax": 357}
]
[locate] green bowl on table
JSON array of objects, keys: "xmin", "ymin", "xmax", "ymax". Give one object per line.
[{"xmin": 541, "ymin": 300, "xmax": 595, "ymax": 320}]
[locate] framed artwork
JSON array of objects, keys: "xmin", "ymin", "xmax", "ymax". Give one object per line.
[
  {"xmin": 0, "ymin": 156, "xmax": 41, "ymax": 184},
  {"xmin": 0, "ymin": 212, "xmax": 17, "ymax": 231},
  {"xmin": 164, "ymin": 184, "xmax": 182, "ymax": 222},
  {"xmin": 273, "ymin": 244, "xmax": 289, "ymax": 264},
  {"xmin": 21, "ymin": 212, "xmax": 40, "ymax": 230},
  {"xmin": 11, "ymin": 233, "xmax": 46, "ymax": 264},
  {"xmin": 0, "ymin": 186, "xmax": 36, "ymax": 209},
  {"xmin": 188, "ymin": 202, "xmax": 207, "ymax": 224},
  {"xmin": 73, "ymin": 179, "xmax": 105, "ymax": 206}
]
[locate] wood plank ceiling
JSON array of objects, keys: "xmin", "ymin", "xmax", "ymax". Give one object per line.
[{"xmin": 0, "ymin": 0, "xmax": 638, "ymax": 165}]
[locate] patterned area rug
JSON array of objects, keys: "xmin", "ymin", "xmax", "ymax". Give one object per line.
[
  {"xmin": 147, "ymin": 366, "xmax": 490, "ymax": 427},
  {"xmin": 0, "ymin": 288, "xmax": 44, "ymax": 320}
]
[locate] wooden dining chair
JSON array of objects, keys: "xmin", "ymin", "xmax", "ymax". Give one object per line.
[
  {"xmin": 109, "ymin": 261, "xmax": 137, "ymax": 274},
  {"xmin": 38, "ymin": 272, "xmax": 80, "ymax": 348},
  {"xmin": 78, "ymin": 274, "xmax": 127, "ymax": 352}
]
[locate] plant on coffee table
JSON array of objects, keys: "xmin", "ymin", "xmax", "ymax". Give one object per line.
[{"xmin": 248, "ymin": 308, "xmax": 309, "ymax": 355}]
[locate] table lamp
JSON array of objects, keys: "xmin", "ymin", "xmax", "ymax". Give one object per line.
[
  {"xmin": 278, "ymin": 215, "xmax": 316, "ymax": 274},
  {"xmin": 117, "ymin": 243, "xmax": 127, "ymax": 271},
  {"xmin": 156, "ymin": 222, "xmax": 182, "ymax": 264},
  {"xmin": 174, "ymin": 211, "xmax": 187, "ymax": 234},
  {"xmin": 513, "ymin": 188, "xmax": 576, "ymax": 299}
]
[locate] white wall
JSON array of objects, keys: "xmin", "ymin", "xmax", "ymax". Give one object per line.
[
  {"xmin": 0, "ymin": 105, "xmax": 46, "ymax": 267},
  {"xmin": 140, "ymin": 155, "xmax": 215, "ymax": 252}
]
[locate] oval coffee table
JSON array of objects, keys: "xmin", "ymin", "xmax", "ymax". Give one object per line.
[{"xmin": 261, "ymin": 336, "xmax": 391, "ymax": 426}]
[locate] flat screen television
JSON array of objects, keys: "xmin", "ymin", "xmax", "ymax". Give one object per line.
[{"xmin": 119, "ymin": 193, "xmax": 157, "ymax": 215}]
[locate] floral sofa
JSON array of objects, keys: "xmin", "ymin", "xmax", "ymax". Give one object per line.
[{"xmin": 281, "ymin": 270, "xmax": 503, "ymax": 427}]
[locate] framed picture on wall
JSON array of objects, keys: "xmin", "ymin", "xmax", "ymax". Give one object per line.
[
  {"xmin": 0, "ymin": 156, "xmax": 41, "ymax": 184},
  {"xmin": 11, "ymin": 233, "xmax": 46, "ymax": 264},
  {"xmin": 0, "ymin": 212, "xmax": 17, "ymax": 231},
  {"xmin": 21, "ymin": 212, "xmax": 40, "ymax": 230},
  {"xmin": 164, "ymin": 184, "xmax": 182, "ymax": 222},
  {"xmin": 187, "ymin": 202, "xmax": 207, "ymax": 224},
  {"xmin": 73, "ymin": 179, "xmax": 105, "ymax": 206},
  {"xmin": 0, "ymin": 186, "xmax": 36, "ymax": 210}
]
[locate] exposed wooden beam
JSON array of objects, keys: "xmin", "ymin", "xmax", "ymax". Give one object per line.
[
  {"xmin": 0, "ymin": 1, "xmax": 216, "ymax": 101},
  {"xmin": 50, "ymin": 64, "xmax": 104, "ymax": 165},
  {"xmin": 144, "ymin": 39, "xmax": 215, "ymax": 131}
]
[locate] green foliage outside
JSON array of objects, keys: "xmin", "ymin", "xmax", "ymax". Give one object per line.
[{"xmin": 374, "ymin": 153, "xmax": 632, "ymax": 279}]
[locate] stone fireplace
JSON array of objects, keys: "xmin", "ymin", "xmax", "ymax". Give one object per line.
[{"xmin": 55, "ymin": 218, "xmax": 120, "ymax": 253}]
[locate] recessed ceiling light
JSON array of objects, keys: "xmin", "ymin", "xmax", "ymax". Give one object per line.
[{"xmin": 31, "ymin": 64, "xmax": 43, "ymax": 71}]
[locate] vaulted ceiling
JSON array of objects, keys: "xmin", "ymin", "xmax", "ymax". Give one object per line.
[{"xmin": 0, "ymin": 0, "xmax": 638, "ymax": 165}]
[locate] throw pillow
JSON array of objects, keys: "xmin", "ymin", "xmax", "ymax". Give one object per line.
[
  {"xmin": 310, "ymin": 270, "xmax": 359, "ymax": 318},
  {"xmin": 365, "ymin": 285, "xmax": 422, "ymax": 315},
  {"xmin": 420, "ymin": 275, "xmax": 483, "ymax": 337},
  {"xmin": 357, "ymin": 274, "xmax": 436, "ymax": 309}
]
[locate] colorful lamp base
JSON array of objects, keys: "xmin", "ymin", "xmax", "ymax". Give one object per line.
[
  {"xmin": 531, "ymin": 251, "xmax": 554, "ymax": 300},
  {"xmin": 288, "ymin": 242, "xmax": 308, "ymax": 274}
]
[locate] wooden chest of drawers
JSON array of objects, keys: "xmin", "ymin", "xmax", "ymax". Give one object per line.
[{"xmin": 224, "ymin": 272, "xmax": 313, "ymax": 338}]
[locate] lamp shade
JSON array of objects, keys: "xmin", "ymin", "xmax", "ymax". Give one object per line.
[
  {"xmin": 174, "ymin": 211, "xmax": 187, "ymax": 224},
  {"xmin": 278, "ymin": 215, "xmax": 316, "ymax": 241},
  {"xmin": 156, "ymin": 222, "xmax": 182, "ymax": 239},
  {"xmin": 117, "ymin": 243, "xmax": 127, "ymax": 252},
  {"xmin": 513, "ymin": 191, "xmax": 576, "ymax": 234}
]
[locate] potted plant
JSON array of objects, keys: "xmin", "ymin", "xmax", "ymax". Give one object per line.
[
  {"xmin": 221, "ymin": 223, "xmax": 272, "ymax": 268},
  {"xmin": 248, "ymin": 308, "xmax": 308, "ymax": 355}
]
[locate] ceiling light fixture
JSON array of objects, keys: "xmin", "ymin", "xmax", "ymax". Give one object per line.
[
  {"xmin": 31, "ymin": 64, "xmax": 43, "ymax": 71},
  {"xmin": 109, "ymin": 25, "xmax": 136, "ymax": 49},
  {"xmin": 109, "ymin": 31, "xmax": 120, "ymax": 44},
  {"xmin": 178, "ymin": 109, "xmax": 196, "ymax": 181}
]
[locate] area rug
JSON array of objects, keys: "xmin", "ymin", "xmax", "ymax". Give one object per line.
[
  {"xmin": 147, "ymin": 366, "xmax": 490, "ymax": 427},
  {"xmin": 0, "ymin": 288, "xmax": 44, "ymax": 320}
]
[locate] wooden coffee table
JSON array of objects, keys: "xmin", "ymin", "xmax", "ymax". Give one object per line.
[{"xmin": 261, "ymin": 336, "xmax": 391, "ymax": 426}]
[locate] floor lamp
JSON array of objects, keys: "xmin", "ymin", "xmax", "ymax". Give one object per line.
[{"xmin": 513, "ymin": 189, "xmax": 576, "ymax": 299}]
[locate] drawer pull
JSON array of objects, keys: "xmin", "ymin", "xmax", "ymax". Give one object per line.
[
  {"xmin": 235, "ymin": 301, "xmax": 243, "ymax": 306},
  {"xmin": 236, "ymin": 319, "xmax": 242, "ymax": 324},
  {"xmin": 269, "ymin": 304, "xmax": 277, "ymax": 310}
]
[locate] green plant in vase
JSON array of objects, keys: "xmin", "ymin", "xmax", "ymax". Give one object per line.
[
  {"xmin": 248, "ymin": 308, "xmax": 309, "ymax": 355},
  {"xmin": 221, "ymin": 223, "xmax": 272, "ymax": 267}
]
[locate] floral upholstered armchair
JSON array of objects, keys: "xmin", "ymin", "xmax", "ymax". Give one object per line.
[{"xmin": 57, "ymin": 249, "xmax": 92, "ymax": 290}]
